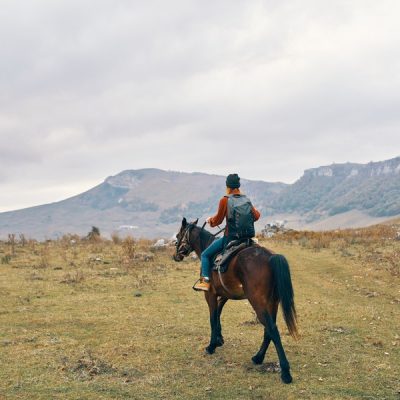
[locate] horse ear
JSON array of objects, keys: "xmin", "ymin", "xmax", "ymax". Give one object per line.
[
  {"xmin": 182, "ymin": 217, "xmax": 187, "ymax": 227},
  {"xmin": 193, "ymin": 218, "xmax": 198, "ymax": 225}
]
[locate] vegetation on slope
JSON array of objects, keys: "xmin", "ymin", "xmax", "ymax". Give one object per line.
[{"xmin": 276, "ymin": 158, "xmax": 400, "ymax": 219}]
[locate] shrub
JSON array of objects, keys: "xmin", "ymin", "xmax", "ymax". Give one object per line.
[
  {"xmin": 87, "ymin": 226, "xmax": 101, "ymax": 242},
  {"xmin": 1, "ymin": 255, "xmax": 11, "ymax": 264},
  {"xmin": 111, "ymin": 232, "xmax": 121, "ymax": 245},
  {"xmin": 121, "ymin": 236, "xmax": 136, "ymax": 265}
]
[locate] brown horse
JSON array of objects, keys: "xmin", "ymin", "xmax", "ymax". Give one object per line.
[{"xmin": 173, "ymin": 218, "xmax": 298, "ymax": 384}]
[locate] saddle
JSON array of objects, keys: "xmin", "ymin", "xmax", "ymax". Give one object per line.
[{"xmin": 212, "ymin": 238, "xmax": 255, "ymax": 273}]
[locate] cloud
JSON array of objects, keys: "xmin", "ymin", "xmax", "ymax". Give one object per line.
[{"xmin": 1, "ymin": 0, "xmax": 400, "ymax": 210}]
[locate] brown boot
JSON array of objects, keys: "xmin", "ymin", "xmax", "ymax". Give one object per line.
[{"xmin": 193, "ymin": 277, "xmax": 210, "ymax": 292}]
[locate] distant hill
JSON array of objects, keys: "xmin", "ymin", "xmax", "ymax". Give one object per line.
[
  {"xmin": 275, "ymin": 157, "xmax": 400, "ymax": 222},
  {"xmin": 1, "ymin": 157, "xmax": 399, "ymax": 239},
  {"xmin": 0, "ymin": 169, "xmax": 285, "ymax": 239}
]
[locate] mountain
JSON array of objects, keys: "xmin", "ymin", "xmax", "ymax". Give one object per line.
[
  {"xmin": 275, "ymin": 157, "xmax": 400, "ymax": 222},
  {"xmin": 1, "ymin": 157, "xmax": 399, "ymax": 239},
  {"xmin": 0, "ymin": 169, "xmax": 286, "ymax": 239}
]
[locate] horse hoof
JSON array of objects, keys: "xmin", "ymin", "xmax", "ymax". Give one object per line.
[
  {"xmin": 205, "ymin": 346, "xmax": 215, "ymax": 355},
  {"xmin": 252, "ymin": 355, "xmax": 263, "ymax": 365},
  {"xmin": 281, "ymin": 370, "xmax": 292, "ymax": 384},
  {"xmin": 215, "ymin": 337, "xmax": 224, "ymax": 347}
]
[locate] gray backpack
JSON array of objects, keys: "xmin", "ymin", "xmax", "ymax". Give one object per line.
[{"xmin": 226, "ymin": 194, "xmax": 255, "ymax": 239}]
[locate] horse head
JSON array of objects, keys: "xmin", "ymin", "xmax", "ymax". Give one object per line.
[{"xmin": 173, "ymin": 217, "xmax": 198, "ymax": 261}]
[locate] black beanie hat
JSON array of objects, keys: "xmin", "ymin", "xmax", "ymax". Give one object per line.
[{"xmin": 226, "ymin": 173, "xmax": 240, "ymax": 189}]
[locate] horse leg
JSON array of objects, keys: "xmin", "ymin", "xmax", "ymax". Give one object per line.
[
  {"xmin": 252, "ymin": 326, "xmax": 272, "ymax": 364},
  {"xmin": 252, "ymin": 328, "xmax": 271, "ymax": 365},
  {"xmin": 248, "ymin": 299, "xmax": 292, "ymax": 383},
  {"xmin": 251, "ymin": 305, "xmax": 277, "ymax": 365},
  {"xmin": 204, "ymin": 292, "xmax": 219, "ymax": 354},
  {"xmin": 215, "ymin": 297, "xmax": 228, "ymax": 347},
  {"xmin": 263, "ymin": 311, "xmax": 292, "ymax": 384}
]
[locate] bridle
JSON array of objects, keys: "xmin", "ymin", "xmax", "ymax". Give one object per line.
[
  {"xmin": 174, "ymin": 219, "xmax": 232, "ymax": 295},
  {"xmin": 174, "ymin": 221, "xmax": 226, "ymax": 260},
  {"xmin": 175, "ymin": 224, "xmax": 194, "ymax": 258}
]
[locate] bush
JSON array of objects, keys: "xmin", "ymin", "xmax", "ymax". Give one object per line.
[
  {"xmin": 87, "ymin": 226, "xmax": 101, "ymax": 242},
  {"xmin": 111, "ymin": 232, "xmax": 121, "ymax": 245},
  {"xmin": 121, "ymin": 236, "xmax": 136, "ymax": 265}
]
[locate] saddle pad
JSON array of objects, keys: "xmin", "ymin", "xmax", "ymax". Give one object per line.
[{"xmin": 213, "ymin": 239, "xmax": 254, "ymax": 273}]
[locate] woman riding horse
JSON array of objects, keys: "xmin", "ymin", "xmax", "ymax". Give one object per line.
[
  {"xmin": 194, "ymin": 173, "xmax": 260, "ymax": 291},
  {"xmin": 173, "ymin": 175, "xmax": 298, "ymax": 384}
]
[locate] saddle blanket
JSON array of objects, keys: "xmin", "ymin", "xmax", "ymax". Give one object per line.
[{"xmin": 213, "ymin": 238, "xmax": 255, "ymax": 273}]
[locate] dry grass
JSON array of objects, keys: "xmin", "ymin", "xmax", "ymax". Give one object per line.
[
  {"xmin": 268, "ymin": 222, "xmax": 400, "ymax": 277},
  {"xmin": 0, "ymin": 228, "xmax": 399, "ymax": 399}
]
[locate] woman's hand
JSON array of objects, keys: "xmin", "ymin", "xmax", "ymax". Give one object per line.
[{"xmin": 206, "ymin": 217, "xmax": 212, "ymax": 224}]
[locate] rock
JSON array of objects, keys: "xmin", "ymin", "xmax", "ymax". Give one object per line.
[
  {"xmin": 134, "ymin": 253, "xmax": 154, "ymax": 262},
  {"xmin": 151, "ymin": 239, "xmax": 168, "ymax": 250},
  {"xmin": 88, "ymin": 256, "xmax": 103, "ymax": 263},
  {"xmin": 261, "ymin": 220, "xmax": 289, "ymax": 238}
]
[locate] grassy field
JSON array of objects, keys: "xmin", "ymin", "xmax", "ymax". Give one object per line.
[{"xmin": 0, "ymin": 226, "xmax": 399, "ymax": 400}]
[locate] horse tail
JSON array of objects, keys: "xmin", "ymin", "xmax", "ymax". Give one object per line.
[{"xmin": 269, "ymin": 254, "xmax": 298, "ymax": 339}]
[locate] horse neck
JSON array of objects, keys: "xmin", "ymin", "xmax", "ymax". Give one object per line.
[{"xmin": 190, "ymin": 227, "xmax": 213, "ymax": 257}]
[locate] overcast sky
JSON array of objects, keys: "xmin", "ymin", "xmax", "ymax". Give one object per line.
[{"xmin": 1, "ymin": 0, "xmax": 399, "ymax": 212}]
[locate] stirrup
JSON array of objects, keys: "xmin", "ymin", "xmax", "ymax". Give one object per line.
[
  {"xmin": 192, "ymin": 278, "xmax": 201, "ymax": 291},
  {"xmin": 192, "ymin": 278, "xmax": 210, "ymax": 292}
]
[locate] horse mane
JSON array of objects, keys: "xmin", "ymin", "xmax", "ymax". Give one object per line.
[{"xmin": 190, "ymin": 224, "xmax": 215, "ymax": 251}]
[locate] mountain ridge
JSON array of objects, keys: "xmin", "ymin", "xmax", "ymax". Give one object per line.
[
  {"xmin": 277, "ymin": 156, "xmax": 400, "ymax": 220},
  {"xmin": 1, "ymin": 156, "xmax": 399, "ymax": 239}
]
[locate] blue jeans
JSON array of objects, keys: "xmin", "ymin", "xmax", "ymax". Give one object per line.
[{"xmin": 200, "ymin": 236, "xmax": 228, "ymax": 278}]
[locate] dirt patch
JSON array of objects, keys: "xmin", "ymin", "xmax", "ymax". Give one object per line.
[
  {"xmin": 60, "ymin": 349, "xmax": 144, "ymax": 382},
  {"xmin": 246, "ymin": 362, "xmax": 281, "ymax": 374}
]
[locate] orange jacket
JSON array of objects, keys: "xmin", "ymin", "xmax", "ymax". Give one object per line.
[{"xmin": 209, "ymin": 189, "xmax": 261, "ymax": 236}]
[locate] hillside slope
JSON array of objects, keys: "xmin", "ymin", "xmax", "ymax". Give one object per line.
[
  {"xmin": 0, "ymin": 169, "xmax": 285, "ymax": 239},
  {"xmin": 276, "ymin": 156, "xmax": 400, "ymax": 222},
  {"xmin": 1, "ymin": 157, "xmax": 400, "ymax": 239}
]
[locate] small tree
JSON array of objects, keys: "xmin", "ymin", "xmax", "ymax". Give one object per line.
[
  {"xmin": 87, "ymin": 226, "xmax": 101, "ymax": 242},
  {"xmin": 121, "ymin": 236, "xmax": 135, "ymax": 267},
  {"xmin": 8, "ymin": 234, "xmax": 16, "ymax": 256},
  {"xmin": 19, "ymin": 234, "xmax": 27, "ymax": 247}
]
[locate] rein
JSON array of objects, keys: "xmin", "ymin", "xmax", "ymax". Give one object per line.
[
  {"xmin": 200, "ymin": 221, "xmax": 225, "ymax": 251},
  {"xmin": 213, "ymin": 225, "xmax": 226, "ymax": 237},
  {"xmin": 176, "ymin": 220, "xmax": 226, "ymax": 258},
  {"xmin": 200, "ymin": 221, "xmax": 225, "ymax": 238}
]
